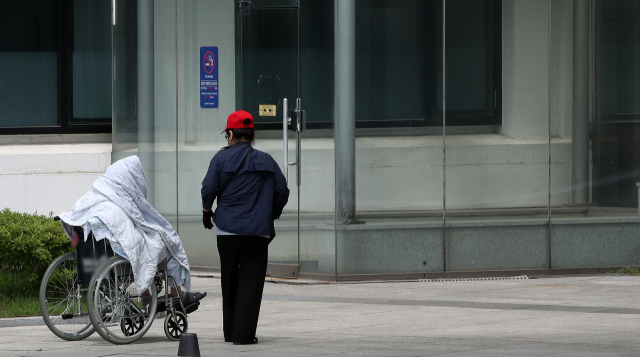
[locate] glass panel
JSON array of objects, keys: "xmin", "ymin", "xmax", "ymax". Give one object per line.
[
  {"xmin": 177, "ymin": 0, "xmax": 336, "ymax": 275},
  {"xmin": 112, "ymin": 0, "xmax": 138, "ymax": 155},
  {"xmin": 335, "ymin": 0, "xmax": 444, "ymax": 276},
  {"xmin": 550, "ymin": 0, "xmax": 640, "ymax": 269},
  {"xmin": 444, "ymin": 0, "xmax": 550, "ymax": 271},
  {"xmin": 439, "ymin": 0, "xmax": 498, "ymax": 125},
  {"xmin": 300, "ymin": 0, "xmax": 333, "ymax": 129},
  {"xmin": 234, "ymin": 0, "xmax": 332, "ymax": 130},
  {"xmin": 111, "ymin": 0, "xmax": 178, "ymax": 229},
  {"xmin": 595, "ymin": 0, "xmax": 640, "ymax": 208},
  {"xmin": 72, "ymin": 0, "xmax": 111, "ymax": 123},
  {"xmin": 241, "ymin": 5, "xmax": 300, "ymax": 268},
  {"xmin": 151, "ymin": 0, "xmax": 179, "ymax": 231},
  {"xmin": 355, "ymin": 0, "xmax": 434, "ymax": 128},
  {"xmin": 237, "ymin": 8, "xmax": 298, "ymax": 126},
  {"xmin": 298, "ymin": 0, "xmax": 335, "ymax": 275},
  {"xmin": 354, "ymin": 0, "xmax": 497, "ymax": 129},
  {"xmin": 0, "ymin": 0, "xmax": 58, "ymax": 127},
  {"xmin": 176, "ymin": 0, "xmax": 237, "ymax": 269}
]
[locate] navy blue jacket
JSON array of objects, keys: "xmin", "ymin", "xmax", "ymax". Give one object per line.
[{"xmin": 201, "ymin": 141, "xmax": 290, "ymax": 238}]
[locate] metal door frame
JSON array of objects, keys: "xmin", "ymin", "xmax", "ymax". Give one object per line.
[{"xmin": 236, "ymin": 0, "xmax": 302, "ymax": 278}]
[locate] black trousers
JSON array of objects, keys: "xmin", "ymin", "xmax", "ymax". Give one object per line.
[{"xmin": 217, "ymin": 235, "xmax": 269, "ymax": 343}]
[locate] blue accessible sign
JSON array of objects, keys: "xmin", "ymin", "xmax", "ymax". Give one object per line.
[{"xmin": 200, "ymin": 46, "xmax": 218, "ymax": 108}]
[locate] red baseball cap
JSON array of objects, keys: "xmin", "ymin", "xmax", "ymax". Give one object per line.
[{"xmin": 222, "ymin": 110, "xmax": 254, "ymax": 134}]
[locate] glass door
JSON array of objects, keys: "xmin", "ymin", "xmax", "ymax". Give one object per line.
[
  {"xmin": 236, "ymin": 0, "xmax": 301, "ymax": 277},
  {"xmin": 111, "ymin": 0, "xmax": 139, "ymax": 161}
]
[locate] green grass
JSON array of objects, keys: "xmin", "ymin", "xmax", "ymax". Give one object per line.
[
  {"xmin": 0, "ymin": 268, "xmax": 89, "ymax": 318},
  {"xmin": 0, "ymin": 295, "xmax": 40, "ymax": 318},
  {"xmin": 0, "ymin": 270, "xmax": 40, "ymax": 297},
  {"xmin": 616, "ymin": 267, "xmax": 640, "ymax": 276},
  {"xmin": 0, "ymin": 270, "xmax": 42, "ymax": 317}
]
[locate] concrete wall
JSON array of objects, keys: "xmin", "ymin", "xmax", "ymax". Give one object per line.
[
  {"xmin": 0, "ymin": 143, "xmax": 111, "ymax": 215},
  {"xmin": 501, "ymin": 0, "xmax": 549, "ymax": 140},
  {"xmin": 550, "ymin": 0, "xmax": 574, "ymax": 139},
  {"xmin": 318, "ymin": 217, "xmax": 640, "ymax": 275}
]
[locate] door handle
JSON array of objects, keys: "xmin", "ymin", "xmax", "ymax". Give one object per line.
[
  {"xmin": 112, "ymin": 0, "xmax": 116, "ymax": 25},
  {"xmin": 283, "ymin": 98, "xmax": 303, "ymax": 187},
  {"xmin": 283, "ymin": 98, "xmax": 289, "ymax": 184},
  {"xmin": 294, "ymin": 98, "xmax": 302, "ymax": 187}
]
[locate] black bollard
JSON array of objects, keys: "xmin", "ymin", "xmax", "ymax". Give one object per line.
[{"xmin": 177, "ymin": 333, "xmax": 201, "ymax": 357}]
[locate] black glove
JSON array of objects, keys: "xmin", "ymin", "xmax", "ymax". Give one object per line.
[{"xmin": 202, "ymin": 210, "xmax": 214, "ymax": 230}]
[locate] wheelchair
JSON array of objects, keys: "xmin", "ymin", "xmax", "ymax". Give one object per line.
[{"xmin": 39, "ymin": 218, "xmax": 197, "ymax": 344}]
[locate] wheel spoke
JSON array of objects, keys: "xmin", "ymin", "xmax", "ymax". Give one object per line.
[
  {"xmin": 47, "ymin": 296, "xmax": 71, "ymax": 315},
  {"xmin": 41, "ymin": 253, "xmax": 94, "ymax": 340}
]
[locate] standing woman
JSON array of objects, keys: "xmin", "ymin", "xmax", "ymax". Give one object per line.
[{"xmin": 201, "ymin": 110, "xmax": 290, "ymax": 345}]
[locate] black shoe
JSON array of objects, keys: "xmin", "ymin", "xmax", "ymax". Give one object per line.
[
  {"xmin": 233, "ymin": 337, "xmax": 258, "ymax": 345},
  {"xmin": 181, "ymin": 291, "xmax": 207, "ymax": 306}
]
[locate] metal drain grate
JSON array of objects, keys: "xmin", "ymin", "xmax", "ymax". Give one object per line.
[
  {"xmin": 419, "ymin": 275, "xmax": 529, "ymax": 283},
  {"xmin": 531, "ymin": 273, "xmax": 625, "ymax": 279}
]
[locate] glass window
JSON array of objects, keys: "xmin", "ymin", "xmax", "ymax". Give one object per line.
[
  {"xmin": 72, "ymin": 0, "xmax": 112, "ymax": 124},
  {"xmin": 300, "ymin": 0, "xmax": 334, "ymax": 128},
  {"xmin": 235, "ymin": 0, "xmax": 500, "ymax": 130},
  {"xmin": 0, "ymin": 0, "xmax": 59, "ymax": 127},
  {"xmin": 593, "ymin": 0, "xmax": 640, "ymax": 208},
  {"xmin": 0, "ymin": 0, "xmax": 111, "ymax": 133},
  {"xmin": 355, "ymin": 0, "xmax": 500, "ymax": 128},
  {"xmin": 600, "ymin": 0, "xmax": 640, "ymax": 117},
  {"xmin": 235, "ymin": 0, "xmax": 334, "ymax": 130}
]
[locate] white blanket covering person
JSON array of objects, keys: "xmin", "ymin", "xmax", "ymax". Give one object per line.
[{"xmin": 58, "ymin": 155, "xmax": 191, "ymax": 293}]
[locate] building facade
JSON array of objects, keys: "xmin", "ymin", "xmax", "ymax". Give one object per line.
[{"xmin": 2, "ymin": 0, "xmax": 640, "ymax": 280}]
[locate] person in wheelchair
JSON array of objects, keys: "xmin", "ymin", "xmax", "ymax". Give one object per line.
[{"xmin": 58, "ymin": 155, "xmax": 206, "ymax": 314}]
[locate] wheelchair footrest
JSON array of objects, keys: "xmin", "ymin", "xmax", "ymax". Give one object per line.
[
  {"xmin": 184, "ymin": 301, "xmax": 200, "ymax": 315},
  {"xmin": 156, "ymin": 298, "xmax": 200, "ymax": 314},
  {"xmin": 156, "ymin": 296, "xmax": 182, "ymax": 312}
]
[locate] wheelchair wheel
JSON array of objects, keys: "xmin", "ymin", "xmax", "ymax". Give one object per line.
[
  {"xmin": 164, "ymin": 311, "xmax": 188, "ymax": 341},
  {"xmin": 87, "ymin": 255, "xmax": 157, "ymax": 344},
  {"xmin": 39, "ymin": 252, "xmax": 94, "ymax": 341},
  {"xmin": 120, "ymin": 315, "xmax": 145, "ymax": 336}
]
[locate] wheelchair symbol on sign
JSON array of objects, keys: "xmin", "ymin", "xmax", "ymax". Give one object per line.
[{"xmin": 203, "ymin": 51, "xmax": 215, "ymax": 74}]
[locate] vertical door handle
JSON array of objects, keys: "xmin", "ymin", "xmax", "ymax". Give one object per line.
[
  {"xmin": 295, "ymin": 98, "xmax": 302, "ymax": 187},
  {"xmin": 112, "ymin": 0, "xmax": 116, "ymax": 25},
  {"xmin": 283, "ymin": 98, "xmax": 302, "ymax": 187},
  {"xmin": 283, "ymin": 98, "xmax": 289, "ymax": 184}
]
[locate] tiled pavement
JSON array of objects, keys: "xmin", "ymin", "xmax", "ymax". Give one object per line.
[{"xmin": 2, "ymin": 274, "xmax": 640, "ymax": 356}]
